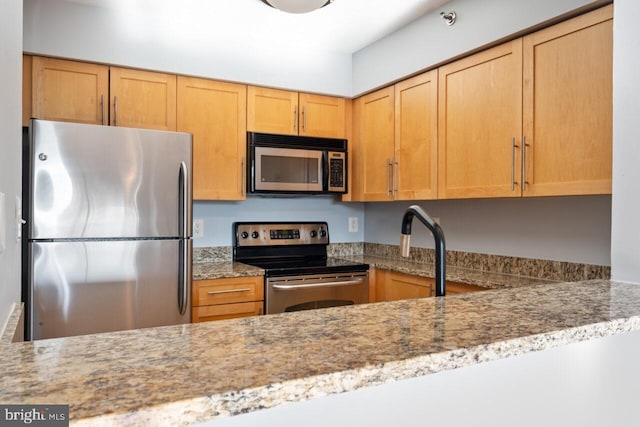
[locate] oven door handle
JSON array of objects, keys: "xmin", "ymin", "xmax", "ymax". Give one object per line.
[{"xmin": 271, "ymin": 277, "xmax": 366, "ymax": 290}]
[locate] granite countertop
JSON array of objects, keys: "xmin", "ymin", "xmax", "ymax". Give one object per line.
[
  {"xmin": 191, "ymin": 256, "xmax": 555, "ymax": 290},
  {"xmin": 2, "ymin": 280, "xmax": 640, "ymax": 426},
  {"xmin": 348, "ymin": 255, "xmax": 558, "ymax": 289},
  {"xmin": 192, "ymin": 261, "xmax": 264, "ymax": 280}
]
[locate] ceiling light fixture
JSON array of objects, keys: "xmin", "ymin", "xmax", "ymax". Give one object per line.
[
  {"xmin": 260, "ymin": 0, "xmax": 334, "ymax": 14},
  {"xmin": 440, "ymin": 11, "xmax": 456, "ymax": 26}
]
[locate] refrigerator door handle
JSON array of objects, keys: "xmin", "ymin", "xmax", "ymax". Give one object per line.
[
  {"xmin": 178, "ymin": 239, "xmax": 192, "ymax": 316},
  {"xmin": 179, "ymin": 161, "xmax": 192, "ymax": 238}
]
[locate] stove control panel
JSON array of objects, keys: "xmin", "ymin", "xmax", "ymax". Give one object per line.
[{"xmin": 235, "ymin": 222, "xmax": 329, "ymax": 247}]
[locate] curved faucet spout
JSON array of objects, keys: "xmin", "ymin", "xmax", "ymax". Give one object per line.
[{"xmin": 400, "ymin": 205, "xmax": 446, "ymax": 296}]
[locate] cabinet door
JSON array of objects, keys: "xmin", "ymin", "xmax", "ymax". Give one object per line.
[
  {"xmin": 109, "ymin": 67, "xmax": 177, "ymax": 131},
  {"xmin": 438, "ymin": 40, "xmax": 523, "ymax": 199},
  {"xmin": 23, "ymin": 55, "xmax": 32, "ymax": 126},
  {"xmin": 32, "ymin": 56, "xmax": 108, "ymax": 125},
  {"xmin": 192, "ymin": 302, "xmax": 264, "ymax": 323},
  {"xmin": 377, "ymin": 270, "xmax": 433, "ymax": 302},
  {"xmin": 298, "ymin": 93, "xmax": 346, "ymax": 138},
  {"xmin": 177, "ymin": 77, "xmax": 247, "ymax": 200},
  {"xmin": 355, "ymin": 86, "xmax": 395, "ymax": 201},
  {"xmin": 247, "ymin": 86, "xmax": 298, "ymax": 135},
  {"xmin": 445, "ymin": 281, "xmax": 485, "ymax": 294},
  {"xmin": 394, "ymin": 71, "xmax": 438, "ymax": 200},
  {"xmin": 522, "ymin": 5, "xmax": 612, "ymax": 196}
]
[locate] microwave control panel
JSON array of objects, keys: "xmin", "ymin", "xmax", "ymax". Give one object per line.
[{"xmin": 327, "ymin": 152, "xmax": 346, "ymax": 193}]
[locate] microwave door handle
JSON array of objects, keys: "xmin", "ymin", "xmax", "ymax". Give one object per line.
[{"xmin": 323, "ymin": 151, "xmax": 329, "ymax": 191}]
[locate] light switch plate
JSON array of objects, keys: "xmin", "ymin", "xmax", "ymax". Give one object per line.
[
  {"xmin": 193, "ymin": 218, "xmax": 204, "ymax": 238},
  {"xmin": 348, "ymin": 217, "xmax": 358, "ymax": 233}
]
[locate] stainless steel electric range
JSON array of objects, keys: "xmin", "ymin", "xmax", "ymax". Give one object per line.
[{"xmin": 233, "ymin": 222, "xmax": 369, "ymax": 314}]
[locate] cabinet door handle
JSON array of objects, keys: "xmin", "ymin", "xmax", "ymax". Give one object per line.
[
  {"xmin": 293, "ymin": 105, "xmax": 298, "ymax": 133},
  {"xmin": 386, "ymin": 158, "xmax": 392, "ymax": 197},
  {"xmin": 302, "ymin": 106, "xmax": 306, "ymax": 132},
  {"xmin": 511, "ymin": 137, "xmax": 519, "ymax": 191},
  {"xmin": 393, "ymin": 159, "xmax": 398, "ymax": 197},
  {"xmin": 100, "ymin": 94, "xmax": 105, "ymax": 125},
  {"xmin": 207, "ymin": 288, "xmax": 251, "ymax": 295},
  {"xmin": 113, "ymin": 96, "xmax": 118, "ymax": 127},
  {"xmin": 521, "ymin": 136, "xmax": 529, "ymax": 191}
]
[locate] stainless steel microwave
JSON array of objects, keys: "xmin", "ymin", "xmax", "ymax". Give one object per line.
[{"xmin": 247, "ymin": 132, "xmax": 347, "ymax": 195}]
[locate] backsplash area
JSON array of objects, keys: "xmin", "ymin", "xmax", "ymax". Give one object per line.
[{"xmin": 195, "ymin": 243, "xmax": 609, "ymax": 282}]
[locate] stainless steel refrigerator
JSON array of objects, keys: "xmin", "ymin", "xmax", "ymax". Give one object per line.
[{"xmin": 25, "ymin": 119, "xmax": 192, "ymax": 340}]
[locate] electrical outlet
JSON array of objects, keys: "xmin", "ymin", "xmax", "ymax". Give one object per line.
[
  {"xmin": 193, "ymin": 218, "xmax": 204, "ymax": 238},
  {"xmin": 348, "ymin": 217, "xmax": 358, "ymax": 233}
]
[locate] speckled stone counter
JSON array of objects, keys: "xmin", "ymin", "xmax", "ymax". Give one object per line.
[
  {"xmin": 347, "ymin": 255, "xmax": 557, "ymax": 289},
  {"xmin": 2, "ymin": 280, "xmax": 640, "ymax": 426},
  {"xmin": 192, "ymin": 262, "xmax": 263, "ymax": 280}
]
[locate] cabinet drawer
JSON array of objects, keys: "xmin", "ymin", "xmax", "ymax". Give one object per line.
[
  {"xmin": 446, "ymin": 281, "xmax": 486, "ymax": 294},
  {"xmin": 193, "ymin": 276, "xmax": 263, "ymax": 306},
  {"xmin": 192, "ymin": 302, "xmax": 263, "ymax": 323}
]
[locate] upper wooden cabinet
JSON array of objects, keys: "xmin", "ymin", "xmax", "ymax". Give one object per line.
[
  {"xmin": 522, "ymin": 5, "xmax": 612, "ymax": 196},
  {"xmin": 109, "ymin": 67, "xmax": 177, "ymax": 131},
  {"xmin": 31, "ymin": 56, "xmax": 109, "ymax": 125},
  {"xmin": 352, "ymin": 86, "xmax": 395, "ymax": 201},
  {"xmin": 394, "ymin": 71, "xmax": 438, "ymax": 200},
  {"xmin": 438, "ymin": 5, "xmax": 612, "ymax": 199},
  {"xmin": 351, "ymin": 70, "xmax": 438, "ymax": 201},
  {"xmin": 177, "ymin": 76, "xmax": 247, "ymax": 200},
  {"xmin": 28, "ymin": 57, "xmax": 177, "ymax": 131},
  {"xmin": 247, "ymin": 86, "xmax": 346, "ymax": 138},
  {"xmin": 22, "ymin": 55, "xmax": 32, "ymax": 126},
  {"xmin": 438, "ymin": 40, "xmax": 523, "ymax": 199}
]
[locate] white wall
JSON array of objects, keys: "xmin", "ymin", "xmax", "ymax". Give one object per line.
[
  {"xmin": 611, "ymin": 0, "xmax": 640, "ymax": 283},
  {"xmin": 193, "ymin": 198, "xmax": 364, "ymax": 247},
  {"xmin": 365, "ymin": 196, "xmax": 611, "ymax": 265},
  {"xmin": 353, "ymin": 0, "xmax": 606, "ymax": 95},
  {"xmin": 22, "ymin": 0, "xmax": 352, "ymax": 96},
  {"xmin": 0, "ymin": 0, "xmax": 23, "ymax": 334}
]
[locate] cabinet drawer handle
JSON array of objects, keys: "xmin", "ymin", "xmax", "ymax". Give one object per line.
[
  {"xmin": 386, "ymin": 158, "xmax": 392, "ymax": 197},
  {"xmin": 114, "ymin": 96, "xmax": 118, "ymax": 127},
  {"xmin": 521, "ymin": 136, "xmax": 529, "ymax": 191},
  {"xmin": 511, "ymin": 137, "xmax": 519, "ymax": 191},
  {"xmin": 302, "ymin": 106, "xmax": 306, "ymax": 132},
  {"xmin": 293, "ymin": 105, "xmax": 298, "ymax": 132},
  {"xmin": 100, "ymin": 94, "xmax": 105, "ymax": 125},
  {"xmin": 207, "ymin": 288, "xmax": 252, "ymax": 295}
]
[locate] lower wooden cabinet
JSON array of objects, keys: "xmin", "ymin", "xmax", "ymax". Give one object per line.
[
  {"xmin": 374, "ymin": 269, "xmax": 485, "ymax": 302},
  {"xmin": 192, "ymin": 276, "xmax": 264, "ymax": 323}
]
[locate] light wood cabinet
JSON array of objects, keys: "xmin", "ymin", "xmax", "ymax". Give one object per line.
[
  {"xmin": 192, "ymin": 276, "xmax": 264, "ymax": 323},
  {"xmin": 31, "ymin": 56, "xmax": 109, "ymax": 125},
  {"xmin": 247, "ymin": 86, "xmax": 346, "ymax": 138},
  {"xmin": 522, "ymin": 5, "xmax": 612, "ymax": 196},
  {"xmin": 438, "ymin": 40, "xmax": 523, "ymax": 199},
  {"xmin": 351, "ymin": 71, "xmax": 438, "ymax": 201},
  {"xmin": 394, "ymin": 71, "xmax": 438, "ymax": 200},
  {"xmin": 375, "ymin": 270, "xmax": 433, "ymax": 302},
  {"xmin": 177, "ymin": 77, "xmax": 247, "ymax": 200},
  {"xmin": 438, "ymin": 5, "xmax": 612, "ymax": 199},
  {"xmin": 109, "ymin": 67, "xmax": 177, "ymax": 131},
  {"xmin": 374, "ymin": 269, "xmax": 486, "ymax": 302},
  {"xmin": 352, "ymin": 86, "xmax": 395, "ymax": 201},
  {"xmin": 22, "ymin": 55, "xmax": 32, "ymax": 126}
]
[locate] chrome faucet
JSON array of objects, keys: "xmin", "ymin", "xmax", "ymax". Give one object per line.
[{"xmin": 400, "ymin": 205, "xmax": 446, "ymax": 296}]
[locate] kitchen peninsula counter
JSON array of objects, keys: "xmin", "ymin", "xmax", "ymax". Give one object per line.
[{"xmin": 2, "ymin": 280, "xmax": 640, "ymax": 426}]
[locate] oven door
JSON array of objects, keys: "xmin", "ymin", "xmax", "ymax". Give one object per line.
[
  {"xmin": 254, "ymin": 146, "xmax": 324, "ymax": 192},
  {"xmin": 266, "ymin": 272, "xmax": 369, "ymax": 314}
]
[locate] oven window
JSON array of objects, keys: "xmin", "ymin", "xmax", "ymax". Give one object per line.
[
  {"xmin": 284, "ymin": 300, "xmax": 355, "ymax": 313},
  {"xmin": 261, "ymin": 155, "xmax": 319, "ymax": 184}
]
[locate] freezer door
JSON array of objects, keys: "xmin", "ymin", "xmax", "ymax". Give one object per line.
[
  {"xmin": 29, "ymin": 119, "xmax": 192, "ymax": 239},
  {"xmin": 30, "ymin": 239, "xmax": 191, "ymax": 340}
]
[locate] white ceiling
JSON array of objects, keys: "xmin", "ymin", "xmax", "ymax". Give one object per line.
[{"xmin": 69, "ymin": 0, "xmax": 452, "ymax": 54}]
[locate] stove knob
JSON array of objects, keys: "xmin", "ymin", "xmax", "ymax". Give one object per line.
[
  {"xmin": 251, "ymin": 231, "xmax": 260, "ymax": 239},
  {"xmin": 310, "ymin": 230, "xmax": 318, "ymax": 238},
  {"xmin": 319, "ymin": 229, "xmax": 327, "ymax": 238},
  {"xmin": 240, "ymin": 231, "xmax": 249, "ymax": 239}
]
